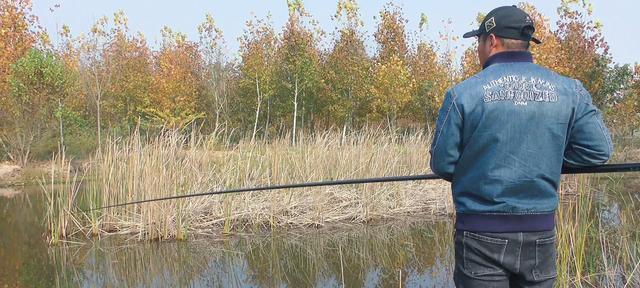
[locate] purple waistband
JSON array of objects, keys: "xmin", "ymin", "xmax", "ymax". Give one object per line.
[{"xmin": 455, "ymin": 212, "xmax": 555, "ymax": 232}]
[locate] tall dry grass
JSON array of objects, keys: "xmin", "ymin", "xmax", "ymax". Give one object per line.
[
  {"xmin": 59, "ymin": 129, "xmax": 451, "ymax": 240},
  {"xmin": 41, "ymin": 152, "xmax": 83, "ymax": 245},
  {"xmin": 556, "ymin": 174, "xmax": 640, "ymax": 287}
]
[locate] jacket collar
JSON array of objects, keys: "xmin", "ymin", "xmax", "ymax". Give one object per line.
[{"xmin": 483, "ymin": 50, "xmax": 533, "ymax": 69}]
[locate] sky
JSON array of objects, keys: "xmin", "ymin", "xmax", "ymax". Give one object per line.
[{"xmin": 31, "ymin": 0, "xmax": 639, "ymax": 65}]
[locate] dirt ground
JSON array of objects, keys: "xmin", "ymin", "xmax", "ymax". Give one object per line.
[
  {"xmin": 0, "ymin": 187, "xmax": 21, "ymax": 198},
  {"xmin": 0, "ymin": 163, "xmax": 22, "ymax": 198},
  {"xmin": 0, "ymin": 163, "xmax": 21, "ymax": 183}
]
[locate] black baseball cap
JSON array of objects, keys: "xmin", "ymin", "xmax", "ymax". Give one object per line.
[{"xmin": 463, "ymin": 5, "xmax": 541, "ymax": 44}]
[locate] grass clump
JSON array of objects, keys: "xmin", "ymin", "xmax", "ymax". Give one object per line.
[
  {"xmin": 47, "ymin": 129, "xmax": 452, "ymax": 241},
  {"xmin": 41, "ymin": 152, "xmax": 83, "ymax": 245}
]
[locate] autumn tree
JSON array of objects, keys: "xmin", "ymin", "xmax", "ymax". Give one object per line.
[
  {"xmin": 101, "ymin": 11, "xmax": 153, "ymax": 132},
  {"xmin": 0, "ymin": 0, "xmax": 40, "ymax": 158},
  {"xmin": 149, "ymin": 26, "xmax": 205, "ymax": 127},
  {"xmin": 237, "ymin": 14, "xmax": 278, "ymax": 142},
  {"xmin": 459, "ymin": 46, "xmax": 480, "ymax": 80},
  {"xmin": 554, "ymin": 0, "xmax": 610, "ymax": 108},
  {"xmin": 5, "ymin": 49, "xmax": 75, "ymax": 164},
  {"xmin": 374, "ymin": 3, "xmax": 408, "ymax": 64},
  {"xmin": 0, "ymin": 0, "xmax": 634, "ymax": 161},
  {"xmin": 78, "ymin": 15, "xmax": 113, "ymax": 151},
  {"xmin": 371, "ymin": 3, "xmax": 413, "ymax": 129},
  {"xmin": 628, "ymin": 65, "xmax": 640, "ymax": 133},
  {"xmin": 607, "ymin": 64, "xmax": 637, "ymax": 135},
  {"xmin": 0, "ymin": 0, "xmax": 38, "ymax": 101},
  {"xmin": 518, "ymin": 4, "xmax": 562, "ymax": 71},
  {"xmin": 56, "ymin": 25, "xmax": 85, "ymax": 115},
  {"xmin": 324, "ymin": 0, "xmax": 372, "ymax": 131},
  {"xmin": 274, "ymin": 0, "xmax": 324, "ymax": 143},
  {"xmin": 409, "ymin": 14, "xmax": 458, "ymax": 129},
  {"xmin": 198, "ymin": 13, "xmax": 230, "ymax": 132},
  {"xmin": 459, "ymin": 12, "xmax": 487, "ymax": 79}
]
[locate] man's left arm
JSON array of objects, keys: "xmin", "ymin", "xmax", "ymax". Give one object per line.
[{"xmin": 429, "ymin": 89, "xmax": 463, "ymax": 182}]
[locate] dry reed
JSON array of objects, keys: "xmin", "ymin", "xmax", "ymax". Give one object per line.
[
  {"xmin": 58, "ymin": 129, "xmax": 452, "ymax": 240},
  {"xmin": 41, "ymin": 152, "xmax": 83, "ymax": 245}
]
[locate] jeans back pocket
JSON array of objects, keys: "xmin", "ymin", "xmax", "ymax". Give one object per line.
[
  {"xmin": 533, "ymin": 234, "xmax": 557, "ymax": 280},
  {"xmin": 462, "ymin": 231, "xmax": 508, "ymax": 276}
]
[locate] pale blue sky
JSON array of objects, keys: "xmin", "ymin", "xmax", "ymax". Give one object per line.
[{"xmin": 32, "ymin": 0, "xmax": 638, "ymax": 65}]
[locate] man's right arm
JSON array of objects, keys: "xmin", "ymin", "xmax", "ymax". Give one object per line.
[
  {"xmin": 563, "ymin": 80, "xmax": 613, "ymax": 167},
  {"xmin": 430, "ymin": 89, "xmax": 463, "ymax": 182}
]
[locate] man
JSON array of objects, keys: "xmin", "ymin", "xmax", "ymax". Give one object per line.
[{"xmin": 429, "ymin": 5, "xmax": 613, "ymax": 287}]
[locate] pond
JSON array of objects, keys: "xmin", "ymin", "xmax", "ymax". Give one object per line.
[
  {"xmin": 1, "ymin": 184, "xmax": 455, "ymax": 287},
  {"xmin": 1, "ymin": 173, "xmax": 638, "ymax": 287}
]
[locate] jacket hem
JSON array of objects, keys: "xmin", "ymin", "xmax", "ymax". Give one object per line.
[{"xmin": 455, "ymin": 212, "xmax": 555, "ymax": 232}]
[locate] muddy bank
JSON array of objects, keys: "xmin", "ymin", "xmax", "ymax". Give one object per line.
[
  {"xmin": 0, "ymin": 163, "xmax": 21, "ymax": 183},
  {"xmin": 0, "ymin": 187, "xmax": 21, "ymax": 198},
  {"xmin": 0, "ymin": 163, "xmax": 22, "ymax": 197}
]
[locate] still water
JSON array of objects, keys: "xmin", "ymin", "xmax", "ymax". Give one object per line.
[
  {"xmin": 2, "ymin": 173, "xmax": 638, "ymax": 287},
  {"xmin": 0, "ymin": 185, "xmax": 455, "ymax": 287}
]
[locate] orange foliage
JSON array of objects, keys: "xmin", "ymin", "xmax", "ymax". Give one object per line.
[
  {"xmin": 0, "ymin": 0, "xmax": 38, "ymax": 113},
  {"xmin": 149, "ymin": 27, "xmax": 205, "ymax": 127},
  {"xmin": 374, "ymin": 3, "xmax": 408, "ymax": 63},
  {"xmin": 0, "ymin": 0, "xmax": 632, "ymax": 158},
  {"xmin": 105, "ymin": 33, "xmax": 152, "ymax": 127},
  {"xmin": 409, "ymin": 41, "xmax": 456, "ymax": 123},
  {"xmin": 323, "ymin": 0, "xmax": 371, "ymax": 127}
]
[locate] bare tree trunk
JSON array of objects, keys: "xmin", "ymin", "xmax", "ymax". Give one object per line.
[
  {"xmin": 221, "ymin": 72, "xmax": 228, "ymax": 129},
  {"xmin": 251, "ymin": 75, "xmax": 262, "ymax": 144},
  {"xmin": 216, "ymin": 94, "xmax": 221, "ymax": 130},
  {"xmin": 21, "ymin": 133, "xmax": 33, "ymax": 166},
  {"xmin": 216, "ymin": 72, "xmax": 227, "ymax": 129},
  {"xmin": 97, "ymin": 91, "xmax": 101, "ymax": 151},
  {"xmin": 348, "ymin": 88, "xmax": 353, "ymax": 131},
  {"xmin": 300, "ymin": 101, "xmax": 305, "ymax": 143},
  {"xmin": 14, "ymin": 124, "xmax": 34, "ymax": 166},
  {"xmin": 214, "ymin": 91, "xmax": 221, "ymax": 130},
  {"xmin": 210, "ymin": 65, "xmax": 221, "ymax": 131},
  {"xmin": 292, "ymin": 76, "xmax": 299, "ymax": 145},
  {"xmin": 264, "ymin": 98, "xmax": 271, "ymax": 141},
  {"xmin": 92, "ymin": 66, "xmax": 102, "ymax": 153},
  {"xmin": 58, "ymin": 100, "xmax": 65, "ymax": 153},
  {"xmin": 425, "ymin": 109, "xmax": 431, "ymax": 135}
]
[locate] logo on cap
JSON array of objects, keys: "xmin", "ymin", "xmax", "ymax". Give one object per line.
[
  {"xmin": 525, "ymin": 16, "xmax": 533, "ymax": 25},
  {"xmin": 485, "ymin": 17, "xmax": 496, "ymax": 32}
]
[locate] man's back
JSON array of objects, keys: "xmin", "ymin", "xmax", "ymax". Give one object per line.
[
  {"xmin": 430, "ymin": 54, "xmax": 612, "ymax": 232},
  {"xmin": 435, "ymin": 6, "xmax": 613, "ymax": 287}
]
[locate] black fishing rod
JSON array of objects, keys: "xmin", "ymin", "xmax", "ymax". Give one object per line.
[{"xmin": 85, "ymin": 162, "xmax": 640, "ymax": 212}]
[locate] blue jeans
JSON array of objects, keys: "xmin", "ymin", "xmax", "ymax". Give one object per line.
[{"xmin": 454, "ymin": 229, "xmax": 557, "ymax": 287}]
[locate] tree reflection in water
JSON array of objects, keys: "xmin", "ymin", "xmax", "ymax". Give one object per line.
[{"xmin": 49, "ymin": 219, "xmax": 454, "ymax": 287}]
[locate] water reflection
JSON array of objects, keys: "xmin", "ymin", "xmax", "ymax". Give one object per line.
[
  {"xmin": 3, "ymin": 174, "xmax": 638, "ymax": 287},
  {"xmin": 49, "ymin": 220, "xmax": 454, "ymax": 287},
  {"xmin": 0, "ymin": 189, "xmax": 56, "ymax": 287}
]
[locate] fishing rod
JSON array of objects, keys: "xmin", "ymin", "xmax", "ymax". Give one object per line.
[{"xmin": 85, "ymin": 162, "xmax": 640, "ymax": 212}]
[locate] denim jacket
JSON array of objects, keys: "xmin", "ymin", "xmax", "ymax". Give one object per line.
[{"xmin": 429, "ymin": 51, "xmax": 613, "ymax": 232}]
